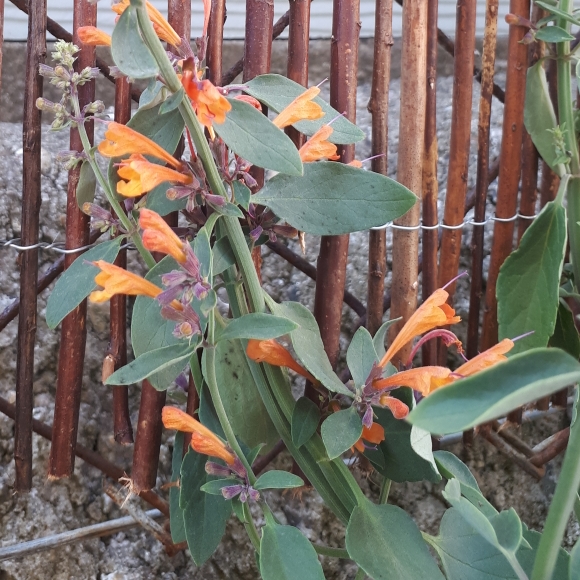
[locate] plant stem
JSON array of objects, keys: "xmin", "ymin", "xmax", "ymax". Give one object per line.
[
  {"xmin": 354, "ymin": 567, "xmax": 366, "ymax": 580},
  {"xmin": 70, "ymin": 88, "xmax": 155, "ymax": 269},
  {"xmin": 312, "ymin": 543, "xmax": 351, "ymax": 559},
  {"xmin": 379, "ymin": 477, "xmax": 391, "ymax": 504},
  {"xmin": 243, "ymin": 502, "xmax": 262, "ymax": 551},
  {"xmin": 555, "ymin": 0, "xmax": 580, "ymax": 287},
  {"xmin": 203, "ymin": 340, "xmax": 257, "ymax": 485},
  {"xmin": 531, "ymin": 394, "xmax": 580, "ymax": 580}
]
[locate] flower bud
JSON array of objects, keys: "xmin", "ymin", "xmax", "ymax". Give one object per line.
[
  {"xmin": 38, "ymin": 64, "xmax": 55, "ymax": 78},
  {"xmin": 36, "ymin": 97, "xmax": 55, "ymax": 112},
  {"xmin": 83, "ymin": 100, "xmax": 106, "ymax": 115},
  {"xmin": 221, "ymin": 484, "xmax": 244, "ymax": 500},
  {"xmin": 205, "ymin": 461, "xmax": 234, "ymax": 478},
  {"xmin": 56, "ymin": 150, "xmax": 85, "ymax": 170}
]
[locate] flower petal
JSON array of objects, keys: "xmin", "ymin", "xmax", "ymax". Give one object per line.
[
  {"xmin": 273, "ymin": 87, "xmax": 324, "ymax": 129},
  {"xmin": 379, "ymin": 288, "xmax": 460, "ymax": 367}
]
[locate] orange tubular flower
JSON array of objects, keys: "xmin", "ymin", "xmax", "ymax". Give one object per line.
[
  {"xmin": 247, "ymin": 339, "xmax": 317, "ymax": 383},
  {"xmin": 77, "ymin": 26, "xmax": 112, "ymax": 46},
  {"xmin": 98, "ymin": 122, "xmax": 183, "ymax": 169},
  {"xmin": 374, "ymin": 366, "xmax": 453, "ymax": 397},
  {"xmin": 112, "ymin": 0, "xmax": 181, "ymax": 46},
  {"xmin": 455, "ymin": 338, "xmax": 514, "ymax": 377},
  {"xmin": 116, "ymin": 154, "xmax": 192, "ymax": 198},
  {"xmin": 139, "ymin": 208, "xmax": 187, "ymax": 263},
  {"xmin": 379, "ymin": 288, "xmax": 460, "ymax": 368},
  {"xmin": 353, "ymin": 422, "xmax": 385, "ymax": 453},
  {"xmin": 273, "ymin": 86, "xmax": 325, "ymax": 129},
  {"xmin": 90, "ymin": 260, "xmax": 165, "ymax": 303},
  {"xmin": 379, "ymin": 396, "xmax": 410, "ymax": 420},
  {"xmin": 162, "ymin": 407, "xmax": 235, "ymax": 465},
  {"xmin": 299, "ymin": 125, "xmax": 340, "ymax": 163},
  {"xmin": 427, "ymin": 339, "xmax": 515, "ymax": 393},
  {"xmin": 376, "ymin": 339, "xmax": 515, "ymax": 397},
  {"xmin": 181, "ymin": 73, "xmax": 231, "ymax": 134}
]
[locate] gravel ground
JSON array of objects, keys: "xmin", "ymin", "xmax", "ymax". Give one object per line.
[{"xmin": 1, "ymin": 70, "xmax": 578, "ymax": 580}]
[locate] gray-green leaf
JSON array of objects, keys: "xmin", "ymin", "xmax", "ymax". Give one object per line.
[
  {"xmin": 111, "ymin": 5, "xmax": 158, "ymax": 79},
  {"xmin": 260, "ymin": 522, "xmax": 325, "ymax": 580},
  {"xmin": 253, "ymin": 470, "xmax": 304, "ymax": 490},
  {"xmin": 321, "ymin": 407, "xmax": 362, "ymax": 460},
  {"xmin": 497, "ymin": 200, "xmax": 567, "ymax": 355},
  {"xmin": 408, "ymin": 348, "xmax": 580, "ymax": 434},
  {"xmin": 291, "ymin": 397, "xmax": 320, "ymax": 448},
  {"xmin": 346, "ymin": 497, "xmax": 445, "ymax": 580},
  {"xmin": 268, "ymin": 300, "xmax": 353, "ymax": 396},
  {"xmin": 216, "ymin": 313, "xmax": 298, "ymax": 343},
  {"xmin": 214, "ymin": 98, "xmax": 303, "ymax": 176},
  {"xmin": 253, "ymin": 162, "xmax": 417, "ymax": 236},
  {"xmin": 46, "ymin": 238, "xmax": 122, "ymax": 329}
]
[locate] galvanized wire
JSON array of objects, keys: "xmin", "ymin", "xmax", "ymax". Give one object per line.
[
  {"xmin": 0, "ymin": 212, "xmax": 538, "ymax": 255},
  {"xmin": 371, "ymin": 212, "xmax": 537, "ymax": 231},
  {"xmin": 0, "ymin": 238, "xmax": 134, "ymax": 254}
]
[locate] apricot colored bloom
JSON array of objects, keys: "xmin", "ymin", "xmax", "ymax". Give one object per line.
[
  {"xmin": 139, "ymin": 208, "xmax": 186, "ymax": 264},
  {"xmin": 353, "ymin": 422, "xmax": 385, "ymax": 453},
  {"xmin": 246, "ymin": 339, "xmax": 316, "ymax": 383},
  {"xmin": 181, "ymin": 72, "xmax": 231, "ymax": 135},
  {"xmin": 98, "ymin": 122, "xmax": 183, "ymax": 170},
  {"xmin": 116, "ymin": 154, "xmax": 192, "ymax": 198},
  {"xmin": 456, "ymin": 338, "xmax": 514, "ymax": 376},
  {"xmin": 112, "ymin": 0, "xmax": 181, "ymax": 46},
  {"xmin": 162, "ymin": 407, "xmax": 235, "ymax": 465},
  {"xmin": 90, "ymin": 260, "xmax": 165, "ymax": 303},
  {"xmin": 78, "ymin": 26, "xmax": 112, "ymax": 46},
  {"xmin": 428, "ymin": 338, "xmax": 515, "ymax": 393},
  {"xmin": 379, "ymin": 396, "xmax": 410, "ymax": 420},
  {"xmin": 273, "ymin": 87, "xmax": 325, "ymax": 129},
  {"xmin": 348, "ymin": 160, "xmax": 363, "ymax": 168},
  {"xmin": 379, "ymin": 288, "xmax": 460, "ymax": 368},
  {"xmin": 299, "ymin": 125, "xmax": 340, "ymax": 162},
  {"xmin": 374, "ymin": 366, "xmax": 453, "ymax": 397}
]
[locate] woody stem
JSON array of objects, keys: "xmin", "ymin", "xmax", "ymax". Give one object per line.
[{"xmin": 70, "ymin": 87, "xmax": 155, "ymax": 269}]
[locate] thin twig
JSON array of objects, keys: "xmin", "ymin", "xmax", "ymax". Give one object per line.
[{"xmin": 0, "ymin": 510, "xmax": 163, "ymax": 562}]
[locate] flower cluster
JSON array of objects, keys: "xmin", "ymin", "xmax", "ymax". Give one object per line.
[
  {"xmin": 97, "ymin": 122, "xmax": 193, "ymax": 198},
  {"xmin": 246, "ymin": 285, "xmax": 515, "ymax": 455},
  {"xmin": 35, "ymin": 41, "xmax": 103, "ymax": 131},
  {"xmin": 90, "ymin": 209, "xmax": 210, "ymax": 340},
  {"xmin": 162, "ymin": 407, "xmax": 259, "ymax": 502}
]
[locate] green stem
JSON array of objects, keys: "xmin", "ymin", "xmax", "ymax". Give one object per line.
[
  {"xmin": 243, "ymin": 502, "xmax": 262, "ymax": 551},
  {"xmin": 531, "ymin": 397, "xmax": 580, "ymax": 580},
  {"xmin": 556, "ymin": 0, "xmax": 580, "ymax": 288},
  {"xmin": 354, "ymin": 567, "xmax": 366, "ymax": 580},
  {"xmin": 379, "ymin": 477, "xmax": 391, "ymax": 504},
  {"xmin": 312, "ymin": 544, "xmax": 351, "ymax": 560},
  {"xmin": 203, "ymin": 339, "xmax": 257, "ymax": 485},
  {"xmin": 70, "ymin": 87, "xmax": 155, "ymax": 269}
]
